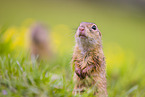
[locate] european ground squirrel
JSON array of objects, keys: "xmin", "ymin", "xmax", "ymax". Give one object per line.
[
  {"xmin": 71, "ymin": 22, "xmax": 107, "ymax": 97},
  {"xmin": 30, "ymin": 23, "xmax": 52, "ymax": 61}
]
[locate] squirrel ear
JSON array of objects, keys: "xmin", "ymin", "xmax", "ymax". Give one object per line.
[
  {"xmin": 99, "ymin": 31, "xmax": 102, "ymax": 37},
  {"xmin": 97, "ymin": 30, "xmax": 102, "ymax": 37}
]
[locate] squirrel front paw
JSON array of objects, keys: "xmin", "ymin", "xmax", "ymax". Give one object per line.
[
  {"xmin": 82, "ymin": 65, "xmax": 95, "ymax": 76},
  {"xmin": 75, "ymin": 65, "xmax": 95, "ymax": 79},
  {"xmin": 75, "ymin": 68, "xmax": 86, "ymax": 79}
]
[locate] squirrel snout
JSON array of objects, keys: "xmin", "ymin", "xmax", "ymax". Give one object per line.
[
  {"xmin": 78, "ymin": 26, "xmax": 86, "ymax": 37},
  {"xmin": 79, "ymin": 26, "xmax": 85, "ymax": 32}
]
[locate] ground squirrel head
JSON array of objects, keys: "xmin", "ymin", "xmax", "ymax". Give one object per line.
[
  {"xmin": 75, "ymin": 22, "xmax": 102, "ymax": 52},
  {"xmin": 30, "ymin": 23, "xmax": 48, "ymax": 46}
]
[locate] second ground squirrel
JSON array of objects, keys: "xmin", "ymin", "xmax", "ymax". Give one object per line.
[{"xmin": 30, "ymin": 23, "xmax": 52, "ymax": 61}]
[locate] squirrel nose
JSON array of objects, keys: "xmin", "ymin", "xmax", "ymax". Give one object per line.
[
  {"xmin": 79, "ymin": 27, "xmax": 85, "ymax": 32},
  {"xmin": 78, "ymin": 26, "xmax": 86, "ymax": 37}
]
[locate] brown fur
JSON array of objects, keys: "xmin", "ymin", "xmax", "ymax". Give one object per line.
[{"xmin": 71, "ymin": 22, "xmax": 107, "ymax": 97}]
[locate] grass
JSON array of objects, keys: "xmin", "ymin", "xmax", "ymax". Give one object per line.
[{"xmin": 0, "ymin": 53, "xmax": 73, "ymax": 96}]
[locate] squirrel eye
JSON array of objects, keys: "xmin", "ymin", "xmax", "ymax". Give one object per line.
[{"xmin": 92, "ymin": 25, "xmax": 96, "ymax": 30}]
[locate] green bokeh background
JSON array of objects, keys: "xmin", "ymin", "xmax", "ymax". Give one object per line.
[{"xmin": 0, "ymin": 0, "xmax": 145, "ymax": 96}]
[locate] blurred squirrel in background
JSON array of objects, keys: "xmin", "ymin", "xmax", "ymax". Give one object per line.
[
  {"xmin": 30, "ymin": 23, "xmax": 52, "ymax": 62},
  {"xmin": 71, "ymin": 22, "xmax": 107, "ymax": 97}
]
